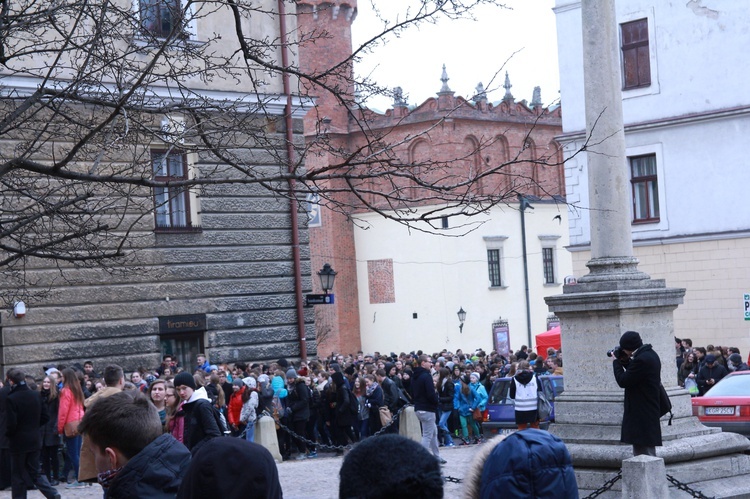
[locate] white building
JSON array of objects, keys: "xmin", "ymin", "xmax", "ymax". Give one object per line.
[
  {"xmin": 554, "ymin": 0, "xmax": 750, "ymax": 353},
  {"xmin": 353, "ymin": 202, "xmax": 572, "ymax": 355}
]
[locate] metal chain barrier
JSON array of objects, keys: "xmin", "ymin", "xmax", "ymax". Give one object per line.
[
  {"xmin": 666, "ymin": 474, "xmax": 714, "ymax": 499},
  {"xmin": 271, "ymin": 404, "xmax": 411, "ymax": 453},
  {"xmin": 582, "ymin": 470, "xmax": 622, "ymax": 499}
]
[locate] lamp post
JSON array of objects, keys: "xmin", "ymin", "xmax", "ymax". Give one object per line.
[
  {"xmin": 519, "ymin": 195, "xmax": 534, "ymax": 350},
  {"xmin": 306, "ymin": 264, "xmax": 337, "ymax": 306},
  {"xmin": 318, "ymin": 263, "xmax": 337, "ymax": 295},
  {"xmin": 457, "ymin": 307, "xmax": 467, "ymax": 333}
]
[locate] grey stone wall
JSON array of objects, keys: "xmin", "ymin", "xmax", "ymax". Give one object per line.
[{"xmin": 0, "ymin": 137, "xmax": 315, "ymax": 376}]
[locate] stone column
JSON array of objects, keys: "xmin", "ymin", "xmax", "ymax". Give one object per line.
[
  {"xmin": 545, "ymin": 0, "xmax": 749, "ymax": 486},
  {"xmin": 577, "ymin": 0, "xmax": 649, "ymax": 283}
]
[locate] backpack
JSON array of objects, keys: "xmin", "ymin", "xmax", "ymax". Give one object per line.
[{"xmin": 213, "ymin": 405, "xmax": 229, "ymax": 435}]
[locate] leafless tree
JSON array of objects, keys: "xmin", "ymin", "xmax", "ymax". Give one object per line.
[{"xmin": 0, "ymin": 0, "xmax": 564, "ymax": 304}]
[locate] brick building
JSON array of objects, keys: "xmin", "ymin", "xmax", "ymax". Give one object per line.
[{"xmin": 299, "ymin": 0, "xmax": 570, "ymax": 355}]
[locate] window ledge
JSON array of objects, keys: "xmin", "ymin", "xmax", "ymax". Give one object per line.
[
  {"xmin": 544, "ymin": 282, "xmax": 561, "ymax": 287},
  {"xmin": 155, "ymin": 225, "xmax": 203, "ymax": 234},
  {"xmin": 132, "ymin": 34, "xmax": 206, "ymax": 51},
  {"xmin": 632, "ymin": 218, "xmax": 660, "ymax": 225},
  {"xmin": 488, "ymin": 285, "xmax": 508, "ymax": 290}
]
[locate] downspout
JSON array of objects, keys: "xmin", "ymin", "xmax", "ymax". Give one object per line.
[
  {"xmin": 278, "ymin": 0, "xmax": 307, "ymax": 361},
  {"xmin": 519, "ymin": 195, "xmax": 533, "ymax": 351}
]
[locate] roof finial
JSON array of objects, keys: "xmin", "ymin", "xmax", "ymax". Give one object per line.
[
  {"xmin": 531, "ymin": 86, "xmax": 542, "ymax": 108},
  {"xmin": 439, "ymin": 64, "xmax": 452, "ymax": 94},
  {"xmin": 503, "ymin": 71, "xmax": 514, "ymax": 102},
  {"xmin": 473, "ymin": 82, "xmax": 487, "ymax": 104},
  {"xmin": 393, "ymin": 86, "xmax": 408, "ymax": 108}
]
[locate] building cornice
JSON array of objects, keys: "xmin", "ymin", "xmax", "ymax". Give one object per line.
[
  {"xmin": 555, "ymin": 104, "xmax": 750, "ymax": 143},
  {"xmin": 566, "ymin": 228, "xmax": 750, "ymax": 252},
  {"xmin": 0, "ymin": 75, "xmax": 314, "ymax": 118}
]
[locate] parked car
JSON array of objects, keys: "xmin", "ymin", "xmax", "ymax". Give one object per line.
[
  {"xmin": 691, "ymin": 371, "xmax": 750, "ymax": 436},
  {"xmin": 482, "ymin": 375, "xmax": 564, "ymax": 438}
]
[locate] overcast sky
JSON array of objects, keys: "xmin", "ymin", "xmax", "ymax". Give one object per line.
[{"xmin": 351, "ymin": 0, "xmax": 560, "ymax": 111}]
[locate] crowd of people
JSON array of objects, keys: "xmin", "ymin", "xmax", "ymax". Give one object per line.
[
  {"xmin": 674, "ymin": 338, "xmax": 749, "ymax": 396},
  {"xmin": 0, "ymin": 344, "xmax": 575, "ymax": 497}
]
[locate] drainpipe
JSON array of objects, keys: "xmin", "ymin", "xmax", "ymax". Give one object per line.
[
  {"xmin": 278, "ymin": 0, "xmax": 307, "ymax": 361},
  {"xmin": 519, "ymin": 195, "xmax": 534, "ymax": 350}
]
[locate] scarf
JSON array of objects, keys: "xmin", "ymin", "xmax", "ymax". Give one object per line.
[
  {"xmin": 366, "ymin": 382, "xmax": 378, "ymax": 397},
  {"xmin": 97, "ymin": 467, "xmax": 123, "ymax": 489}
]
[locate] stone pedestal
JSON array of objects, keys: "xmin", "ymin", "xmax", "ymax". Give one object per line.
[{"xmin": 545, "ymin": 278, "xmax": 750, "ymax": 497}]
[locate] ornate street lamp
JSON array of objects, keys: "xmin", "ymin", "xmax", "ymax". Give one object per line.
[
  {"xmin": 457, "ymin": 307, "xmax": 467, "ymax": 333},
  {"xmin": 318, "ymin": 263, "xmax": 337, "ymax": 295}
]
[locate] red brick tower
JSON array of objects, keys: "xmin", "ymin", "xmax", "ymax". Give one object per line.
[{"xmin": 296, "ymin": 0, "xmax": 362, "ymax": 357}]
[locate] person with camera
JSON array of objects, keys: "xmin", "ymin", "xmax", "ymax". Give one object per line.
[{"xmin": 611, "ymin": 330, "xmax": 662, "ymax": 457}]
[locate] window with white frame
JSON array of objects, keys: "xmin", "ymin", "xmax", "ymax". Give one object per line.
[
  {"xmin": 153, "ymin": 150, "xmax": 199, "ymax": 231},
  {"xmin": 484, "ymin": 236, "xmax": 507, "ymax": 288},
  {"xmin": 487, "ymin": 249, "xmax": 502, "ymax": 287},
  {"xmin": 630, "ymin": 154, "xmax": 659, "ymax": 223},
  {"xmin": 135, "ymin": 0, "xmax": 197, "ymax": 40},
  {"xmin": 538, "ymin": 235, "xmax": 560, "ymax": 285}
]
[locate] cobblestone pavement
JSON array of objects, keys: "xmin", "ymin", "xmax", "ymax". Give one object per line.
[{"xmin": 0, "ymin": 442, "xmax": 484, "ymax": 499}]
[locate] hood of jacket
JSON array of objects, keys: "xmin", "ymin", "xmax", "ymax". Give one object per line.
[
  {"xmin": 186, "ymin": 386, "xmax": 211, "ymax": 405},
  {"xmin": 479, "ymin": 429, "xmax": 578, "ymax": 499},
  {"xmin": 514, "ymin": 370, "xmax": 534, "ymax": 385},
  {"xmin": 107, "ymin": 434, "xmax": 191, "ymax": 499}
]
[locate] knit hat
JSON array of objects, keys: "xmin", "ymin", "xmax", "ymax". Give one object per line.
[
  {"xmin": 177, "ymin": 438, "xmax": 282, "ymax": 498},
  {"xmin": 257, "ymin": 374, "xmax": 270, "ymax": 386},
  {"xmin": 286, "ymin": 368, "xmax": 298, "ymax": 379},
  {"xmin": 619, "ymin": 331, "xmax": 643, "ymax": 351},
  {"xmin": 233, "ymin": 379, "xmax": 244, "ymax": 388},
  {"xmin": 174, "ymin": 372, "xmax": 196, "ymax": 390},
  {"xmin": 470, "ymin": 372, "xmax": 480, "ymax": 381},
  {"xmin": 446, "ymin": 361, "xmax": 455, "ymax": 371},
  {"xmin": 339, "ymin": 434, "xmax": 443, "ymax": 499},
  {"xmin": 729, "ymin": 353, "xmax": 743, "ymax": 365},
  {"xmin": 242, "ymin": 377, "xmax": 257, "ymax": 390}
]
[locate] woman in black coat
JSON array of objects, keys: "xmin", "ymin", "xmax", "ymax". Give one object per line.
[
  {"xmin": 436, "ymin": 368, "xmax": 456, "ymax": 446},
  {"xmin": 39, "ymin": 376, "xmax": 61, "ymax": 485},
  {"xmin": 330, "ymin": 372, "xmax": 356, "ymax": 454}
]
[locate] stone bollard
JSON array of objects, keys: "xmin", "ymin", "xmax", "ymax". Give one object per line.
[
  {"xmin": 399, "ymin": 406, "xmax": 422, "ymax": 443},
  {"xmin": 255, "ymin": 415, "xmax": 283, "ymax": 463},
  {"xmin": 621, "ymin": 455, "xmax": 669, "ymax": 498}
]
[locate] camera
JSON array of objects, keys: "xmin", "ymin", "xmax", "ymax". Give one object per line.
[{"xmin": 606, "ymin": 346, "xmax": 623, "ymax": 358}]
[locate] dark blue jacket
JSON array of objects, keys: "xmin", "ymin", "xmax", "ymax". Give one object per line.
[
  {"xmin": 105, "ymin": 433, "xmax": 191, "ymax": 499},
  {"xmin": 410, "ymin": 367, "xmax": 438, "ymax": 412},
  {"xmin": 480, "ymin": 429, "xmax": 578, "ymax": 498}
]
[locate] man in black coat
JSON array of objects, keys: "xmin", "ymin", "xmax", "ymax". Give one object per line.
[
  {"xmin": 411, "ymin": 355, "xmax": 444, "ymax": 463},
  {"xmin": 612, "ymin": 330, "xmax": 662, "ymax": 457},
  {"xmin": 0, "ymin": 381, "xmax": 12, "ymax": 490},
  {"xmin": 6, "ymin": 368, "xmax": 60, "ymax": 499},
  {"xmin": 696, "ymin": 354, "xmax": 729, "ymax": 396},
  {"xmin": 174, "ymin": 372, "xmax": 222, "ymax": 455}
]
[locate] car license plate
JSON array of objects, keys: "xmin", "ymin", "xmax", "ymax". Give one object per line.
[{"xmin": 705, "ymin": 406, "xmax": 734, "ymax": 415}]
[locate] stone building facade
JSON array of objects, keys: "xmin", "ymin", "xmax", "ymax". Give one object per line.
[{"xmin": 0, "ymin": 1, "xmax": 315, "ymax": 373}]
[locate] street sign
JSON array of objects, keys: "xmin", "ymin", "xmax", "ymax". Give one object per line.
[
  {"xmin": 306, "ymin": 293, "xmax": 335, "ymax": 307},
  {"xmin": 745, "ymin": 293, "xmax": 750, "ymax": 321}
]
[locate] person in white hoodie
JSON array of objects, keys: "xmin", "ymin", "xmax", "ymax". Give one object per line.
[
  {"xmin": 173, "ymin": 372, "xmax": 221, "ymax": 455},
  {"xmin": 239, "ymin": 377, "xmax": 259, "ymax": 442}
]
